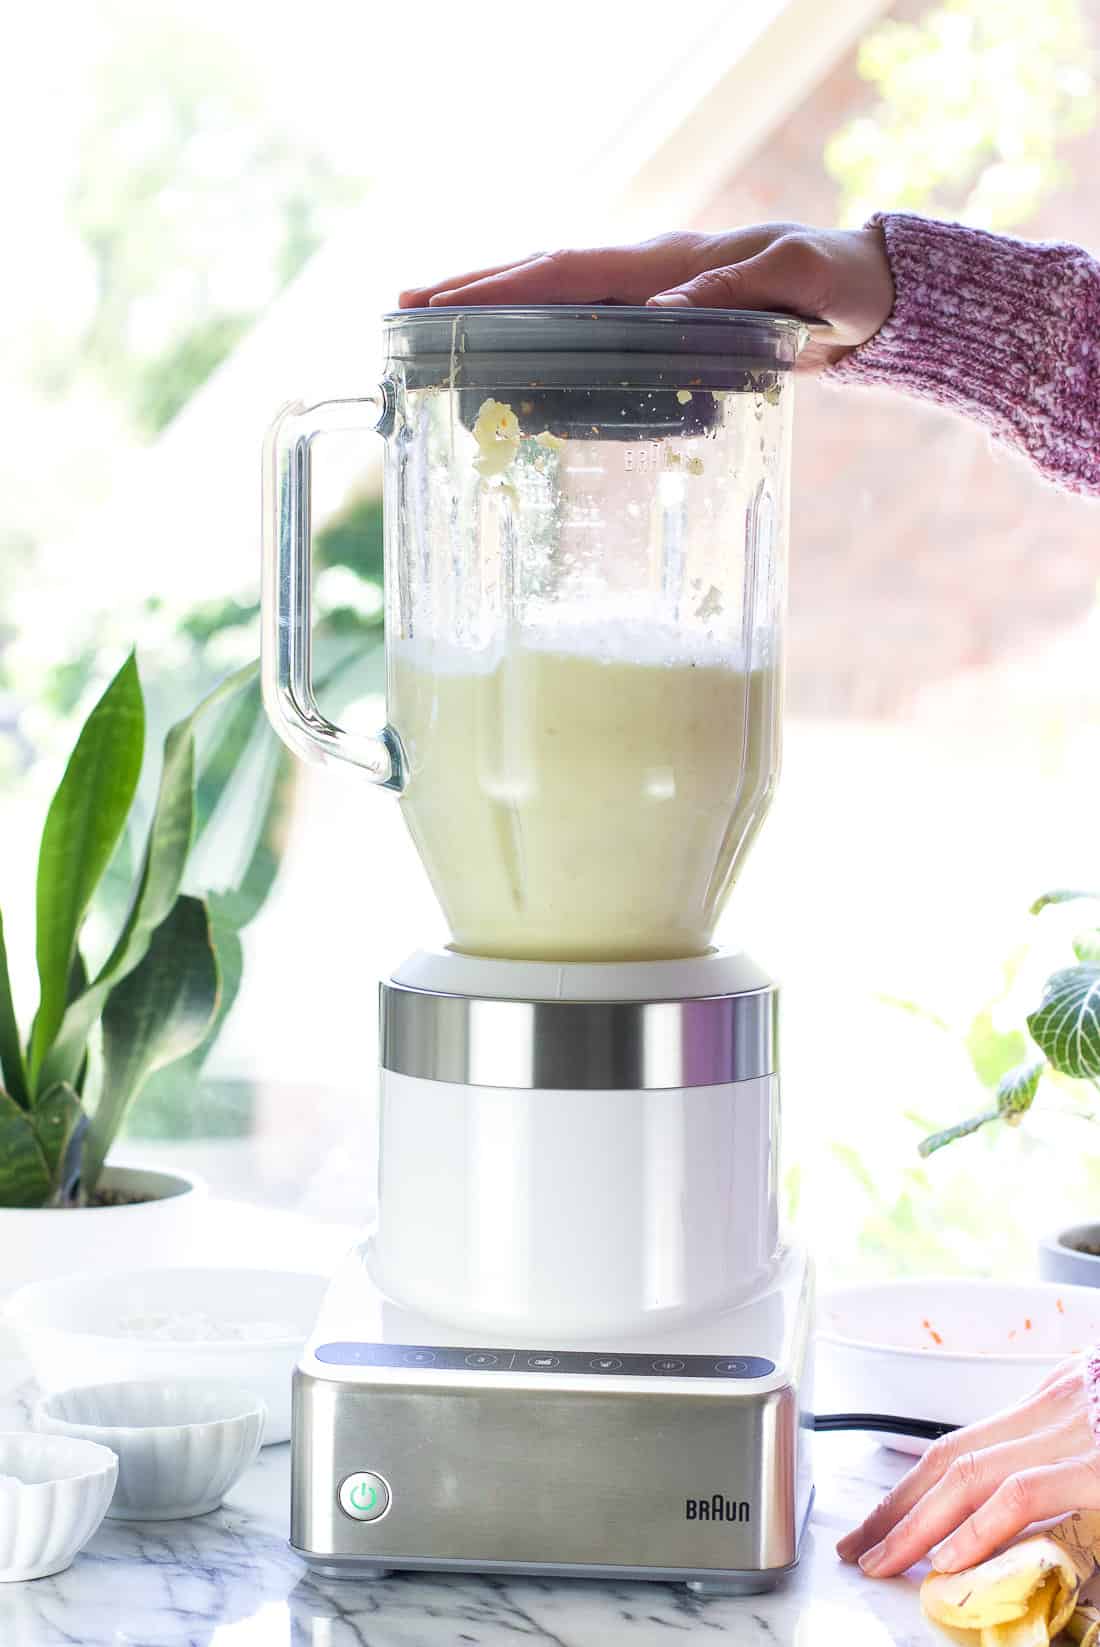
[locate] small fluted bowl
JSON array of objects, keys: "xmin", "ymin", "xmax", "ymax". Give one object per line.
[
  {"xmin": 0, "ymin": 1432, "xmax": 117, "ymax": 1581},
  {"xmin": 34, "ymin": 1380, "xmax": 265, "ymax": 1520}
]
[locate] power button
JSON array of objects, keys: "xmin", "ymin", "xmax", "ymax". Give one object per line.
[{"xmin": 338, "ymin": 1471, "xmax": 391, "ymax": 1522}]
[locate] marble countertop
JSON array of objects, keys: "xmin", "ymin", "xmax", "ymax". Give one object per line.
[
  {"xmin": 0, "ymin": 1201, "xmax": 950, "ymax": 1644},
  {"xmin": 0, "ymin": 1426, "xmax": 952, "ymax": 1647}
]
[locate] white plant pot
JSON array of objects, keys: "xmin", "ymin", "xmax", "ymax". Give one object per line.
[
  {"xmin": 1039, "ymin": 1225, "xmax": 1100, "ymax": 1288},
  {"xmin": 0, "ymin": 1166, "xmax": 206, "ymax": 1298}
]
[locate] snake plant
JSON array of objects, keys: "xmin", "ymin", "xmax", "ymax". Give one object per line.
[{"xmin": 0, "ymin": 653, "xmax": 288, "ymax": 1206}]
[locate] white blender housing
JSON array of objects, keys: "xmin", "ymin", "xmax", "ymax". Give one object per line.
[
  {"xmin": 261, "ymin": 303, "xmax": 812, "ymax": 1593},
  {"xmin": 374, "ymin": 949, "xmax": 780, "ymax": 1337}
]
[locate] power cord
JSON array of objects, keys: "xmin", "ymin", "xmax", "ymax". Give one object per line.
[{"xmin": 813, "ymin": 1413, "xmax": 958, "ymax": 1441}]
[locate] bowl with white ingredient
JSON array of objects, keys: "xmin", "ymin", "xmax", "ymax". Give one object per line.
[{"xmin": 6, "ymin": 1268, "xmax": 329, "ymax": 1445}]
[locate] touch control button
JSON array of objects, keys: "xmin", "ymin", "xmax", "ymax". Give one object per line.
[
  {"xmin": 339, "ymin": 1471, "xmax": 391, "ymax": 1522},
  {"xmin": 526, "ymin": 1354, "xmax": 560, "ymax": 1370},
  {"xmin": 652, "ymin": 1357, "xmax": 686, "ymax": 1374},
  {"xmin": 713, "ymin": 1356, "xmax": 776, "ymax": 1378},
  {"xmin": 402, "ymin": 1349, "xmax": 436, "ymax": 1366},
  {"xmin": 590, "ymin": 1356, "xmax": 623, "ymax": 1372},
  {"xmin": 465, "ymin": 1352, "xmax": 500, "ymax": 1369}
]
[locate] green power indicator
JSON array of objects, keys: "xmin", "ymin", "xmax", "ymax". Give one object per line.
[{"xmin": 340, "ymin": 1471, "xmax": 390, "ymax": 1521}]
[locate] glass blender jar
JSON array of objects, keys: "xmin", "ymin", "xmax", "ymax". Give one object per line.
[{"xmin": 262, "ymin": 306, "xmax": 803, "ymax": 962}]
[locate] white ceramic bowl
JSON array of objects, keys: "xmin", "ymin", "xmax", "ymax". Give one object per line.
[
  {"xmin": 0, "ymin": 1432, "xmax": 117, "ymax": 1581},
  {"xmin": 7, "ymin": 1268, "xmax": 328, "ymax": 1445},
  {"xmin": 818, "ymin": 1278, "xmax": 1100, "ymax": 1452},
  {"xmin": 34, "ymin": 1380, "xmax": 265, "ymax": 1520}
]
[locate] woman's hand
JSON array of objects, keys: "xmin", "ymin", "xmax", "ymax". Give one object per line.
[
  {"xmin": 398, "ymin": 224, "xmax": 895, "ymax": 370},
  {"xmin": 839, "ymin": 1356, "xmax": 1100, "ymax": 1578}
]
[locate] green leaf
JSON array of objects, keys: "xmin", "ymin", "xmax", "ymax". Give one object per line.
[
  {"xmin": 33, "ymin": 1083, "xmax": 87, "ymax": 1207},
  {"xmin": 95, "ymin": 822, "xmax": 136, "ymax": 925},
  {"xmin": 144, "ymin": 913, "xmax": 242, "ymax": 1091},
  {"xmin": 64, "ymin": 950, "xmax": 90, "ymax": 1096},
  {"xmin": 193, "ymin": 677, "xmax": 263, "ymax": 849},
  {"xmin": 38, "ymin": 663, "xmax": 257, "ymax": 1095},
  {"xmin": 783, "ymin": 1162, "xmax": 802, "ymax": 1223},
  {"xmin": 875, "ymin": 993, "xmax": 951, "ymax": 1034},
  {"xmin": 0, "ymin": 912, "xmax": 29, "ymax": 1109},
  {"xmin": 0, "ymin": 1091, "xmax": 51, "ymax": 1207},
  {"xmin": 917, "ymin": 1062, "xmax": 1045, "ymax": 1158},
  {"xmin": 196, "ymin": 914, "xmax": 243, "ymax": 1055},
  {"xmin": 83, "ymin": 896, "xmax": 220, "ymax": 1196},
  {"xmin": 965, "ymin": 1009, "xmax": 1027, "ymax": 1092},
  {"xmin": 1074, "ymin": 931, "xmax": 1100, "ymax": 964},
  {"xmin": 39, "ymin": 723, "xmax": 194, "ymax": 1093},
  {"xmin": 1028, "ymin": 966, "xmax": 1100, "ymax": 1081},
  {"xmin": 828, "ymin": 1141, "xmax": 877, "ymax": 1198},
  {"xmin": 66, "ymin": 949, "xmax": 88, "ymax": 1005},
  {"xmin": 1031, "ymin": 889, "xmax": 1100, "ymax": 915},
  {"xmin": 919, "ymin": 1108, "xmax": 999, "ymax": 1158},
  {"xmin": 31, "ymin": 654, "xmax": 145, "ymax": 1081},
  {"xmin": 993, "ymin": 1059, "xmax": 1045, "ymax": 1124},
  {"xmin": 207, "ymin": 746, "xmax": 295, "ymax": 931}
]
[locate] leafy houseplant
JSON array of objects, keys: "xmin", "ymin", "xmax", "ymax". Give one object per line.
[
  {"xmin": 919, "ymin": 890, "xmax": 1100, "ymax": 1158},
  {"xmin": 0, "ymin": 652, "xmax": 276, "ymax": 1208}
]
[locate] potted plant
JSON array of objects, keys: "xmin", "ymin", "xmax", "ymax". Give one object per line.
[
  {"xmin": 918, "ymin": 890, "xmax": 1100, "ymax": 1283},
  {"xmin": 0, "ymin": 652, "xmax": 280, "ymax": 1289}
]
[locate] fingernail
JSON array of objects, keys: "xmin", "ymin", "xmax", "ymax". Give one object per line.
[
  {"xmin": 859, "ymin": 1545, "xmax": 885, "ymax": 1576},
  {"xmin": 931, "ymin": 1541, "xmax": 960, "ymax": 1572},
  {"xmin": 649, "ymin": 292, "xmax": 691, "ymax": 307}
]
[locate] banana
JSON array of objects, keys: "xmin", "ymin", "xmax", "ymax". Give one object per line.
[{"xmin": 921, "ymin": 1512, "xmax": 1100, "ymax": 1645}]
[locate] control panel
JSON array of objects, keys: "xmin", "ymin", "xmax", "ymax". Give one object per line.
[{"xmin": 315, "ymin": 1342, "xmax": 776, "ymax": 1380}]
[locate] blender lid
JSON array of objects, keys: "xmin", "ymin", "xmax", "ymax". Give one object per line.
[{"xmin": 382, "ymin": 303, "xmax": 807, "ymax": 392}]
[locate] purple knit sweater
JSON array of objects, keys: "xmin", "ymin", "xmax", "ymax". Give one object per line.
[{"xmin": 827, "ymin": 212, "xmax": 1100, "ymax": 498}]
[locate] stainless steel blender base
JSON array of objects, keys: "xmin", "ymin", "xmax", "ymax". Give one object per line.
[
  {"xmin": 290, "ymin": 1248, "xmax": 813, "ymax": 1591},
  {"xmin": 301, "ymin": 1519, "xmax": 813, "ymax": 1592}
]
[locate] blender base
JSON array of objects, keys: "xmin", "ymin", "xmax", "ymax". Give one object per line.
[
  {"xmin": 290, "ymin": 1244, "xmax": 814, "ymax": 1592},
  {"xmin": 302, "ymin": 1548, "xmax": 810, "ymax": 1593}
]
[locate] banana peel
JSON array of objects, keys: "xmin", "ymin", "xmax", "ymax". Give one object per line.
[
  {"xmin": 922, "ymin": 1513, "xmax": 1100, "ymax": 1646},
  {"xmin": 1068, "ymin": 1602, "xmax": 1100, "ymax": 1646}
]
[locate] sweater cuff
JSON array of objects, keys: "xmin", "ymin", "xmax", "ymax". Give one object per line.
[{"xmin": 826, "ymin": 213, "xmax": 1100, "ymax": 494}]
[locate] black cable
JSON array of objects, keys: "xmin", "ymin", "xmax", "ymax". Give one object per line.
[{"xmin": 813, "ymin": 1412, "xmax": 958, "ymax": 1441}]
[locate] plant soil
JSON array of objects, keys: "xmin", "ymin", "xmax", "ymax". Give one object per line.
[
  {"xmin": 1067, "ymin": 1237, "xmax": 1100, "ymax": 1257},
  {"xmin": 61, "ymin": 1188, "xmax": 153, "ymax": 1209}
]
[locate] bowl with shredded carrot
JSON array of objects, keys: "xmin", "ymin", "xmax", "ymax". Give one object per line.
[{"xmin": 816, "ymin": 1279, "xmax": 1100, "ymax": 1453}]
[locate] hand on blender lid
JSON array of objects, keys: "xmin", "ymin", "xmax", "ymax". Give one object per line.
[{"xmin": 398, "ymin": 223, "xmax": 896, "ymax": 370}]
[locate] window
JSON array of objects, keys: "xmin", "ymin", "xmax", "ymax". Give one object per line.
[{"xmin": 4, "ymin": 0, "xmax": 1098, "ymax": 1279}]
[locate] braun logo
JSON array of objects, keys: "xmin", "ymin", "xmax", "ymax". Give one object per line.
[{"xmin": 685, "ymin": 1495, "xmax": 751, "ymax": 1523}]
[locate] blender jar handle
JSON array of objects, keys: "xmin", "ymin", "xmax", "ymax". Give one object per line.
[{"xmin": 261, "ymin": 394, "xmax": 402, "ymax": 789}]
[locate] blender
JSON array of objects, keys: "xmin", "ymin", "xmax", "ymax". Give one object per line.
[{"xmin": 261, "ymin": 304, "xmax": 812, "ymax": 1594}]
